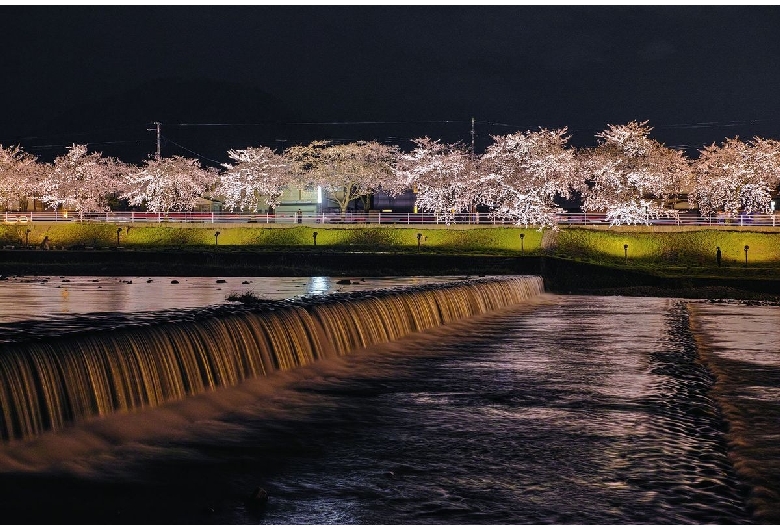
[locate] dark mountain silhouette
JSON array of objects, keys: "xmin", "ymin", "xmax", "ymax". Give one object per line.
[{"xmin": 8, "ymin": 78, "xmax": 325, "ymax": 166}]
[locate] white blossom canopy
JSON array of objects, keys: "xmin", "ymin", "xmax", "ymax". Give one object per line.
[
  {"xmin": 396, "ymin": 137, "xmax": 475, "ymax": 225},
  {"xmin": 4, "ymin": 122, "xmax": 780, "ymax": 223},
  {"xmin": 40, "ymin": 144, "xmax": 128, "ymax": 220},
  {"xmin": 122, "ymin": 156, "xmax": 216, "ymax": 213},
  {"xmin": 0, "ymin": 144, "xmax": 40, "ymax": 211},
  {"xmin": 284, "ymin": 140, "xmax": 399, "ymax": 213},
  {"xmin": 581, "ymin": 121, "xmax": 691, "ymax": 225},
  {"xmin": 479, "ymin": 128, "xmax": 580, "ymax": 230},
  {"xmin": 691, "ymin": 137, "xmax": 780, "ymax": 217},
  {"xmin": 218, "ymin": 147, "xmax": 292, "ymax": 211}
]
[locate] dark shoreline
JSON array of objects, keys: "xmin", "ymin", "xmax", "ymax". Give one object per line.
[{"xmin": 2, "ymin": 249, "xmax": 780, "ymax": 301}]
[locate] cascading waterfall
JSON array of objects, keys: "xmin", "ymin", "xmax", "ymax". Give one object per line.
[{"xmin": 0, "ymin": 276, "xmax": 544, "ymax": 442}]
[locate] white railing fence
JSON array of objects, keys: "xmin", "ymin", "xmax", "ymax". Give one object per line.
[{"xmin": 2, "ymin": 210, "xmax": 778, "ymax": 227}]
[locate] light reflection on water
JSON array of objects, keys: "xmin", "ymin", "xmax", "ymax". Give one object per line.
[
  {"xmin": 0, "ymin": 275, "xmax": 471, "ymax": 324},
  {"xmin": 691, "ymin": 304, "xmax": 780, "ymax": 365}
]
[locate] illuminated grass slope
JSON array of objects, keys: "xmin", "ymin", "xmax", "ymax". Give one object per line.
[{"xmin": 2, "ymin": 223, "xmax": 780, "ymax": 265}]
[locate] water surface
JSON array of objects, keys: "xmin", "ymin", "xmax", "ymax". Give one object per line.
[
  {"xmin": 0, "ymin": 294, "xmax": 765, "ymax": 524},
  {"xmin": 688, "ymin": 302, "xmax": 780, "ymax": 523},
  {"xmin": 0, "ymin": 275, "xmax": 468, "ymax": 323},
  {"xmin": 0, "ymin": 275, "xmax": 470, "ymax": 342}
]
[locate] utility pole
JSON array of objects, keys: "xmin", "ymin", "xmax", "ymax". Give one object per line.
[
  {"xmin": 155, "ymin": 121, "xmax": 161, "ymax": 160},
  {"xmin": 147, "ymin": 122, "xmax": 161, "ymax": 160},
  {"xmin": 470, "ymin": 117, "xmax": 476, "ymax": 224},
  {"xmin": 470, "ymin": 117, "xmax": 475, "ymax": 159}
]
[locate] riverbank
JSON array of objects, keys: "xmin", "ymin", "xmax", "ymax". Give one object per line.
[
  {"xmin": 2, "ymin": 248, "xmax": 779, "ymax": 301},
  {"xmin": 5, "ymin": 224, "xmax": 780, "ymax": 266}
]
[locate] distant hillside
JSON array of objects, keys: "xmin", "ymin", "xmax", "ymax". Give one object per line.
[{"xmin": 8, "ymin": 78, "xmax": 324, "ymax": 165}]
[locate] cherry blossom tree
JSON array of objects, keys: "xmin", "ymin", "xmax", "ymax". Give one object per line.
[
  {"xmin": 752, "ymin": 138, "xmax": 780, "ymax": 203},
  {"xmin": 217, "ymin": 147, "xmax": 293, "ymax": 212},
  {"xmin": 284, "ymin": 140, "xmax": 400, "ymax": 214},
  {"xmin": 751, "ymin": 138, "xmax": 780, "ymax": 184},
  {"xmin": 691, "ymin": 137, "xmax": 780, "ymax": 218},
  {"xmin": 478, "ymin": 128, "xmax": 580, "ymax": 229},
  {"xmin": 0, "ymin": 145, "xmax": 41, "ymax": 211},
  {"xmin": 40, "ymin": 144, "xmax": 129, "ymax": 220},
  {"xmin": 122, "ymin": 156, "xmax": 216, "ymax": 213},
  {"xmin": 580, "ymin": 121, "xmax": 691, "ymax": 225},
  {"xmin": 396, "ymin": 137, "xmax": 475, "ymax": 224}
]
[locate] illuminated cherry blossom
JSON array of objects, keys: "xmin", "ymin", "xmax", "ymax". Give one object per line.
[
  {"xmin": 284, "ymin": 140, "xmax": 399, "ymax": 214},
  {"xmin": 396, "ymin": 137, "xmax": 475, "ymax": 224},
  {"xmin": 0, "ymin": 144, "xmax": 40, "ymax": 211},
  {"xmin": 478, "ymin": 128, "xmax": 580, "ymax": 229},
  {"xmin": 7, "ymin": 121, "xmax": 780, "ymax": 223},
  {"xmin": 580, "ymin": 121, "xmax": 691, "ymax": 225},
  {"xmin": 40, "ymin": 144, "xmax": 129, "ymax": 220},
  {"xmin": 217, "ymin": 147, "xmax": 292, "ymax": 212},
  {"xmin": 691, "ymin": 137, "xmax": 780, "ymax": 218},
  {"xmin": 122, "ymin": 156, "xmax": 216, "ymax": 213}
]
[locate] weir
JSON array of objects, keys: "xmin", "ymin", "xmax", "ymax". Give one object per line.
[{"xmin": 0, "ymin": 276, "xmax": 544, "ymax": 442}]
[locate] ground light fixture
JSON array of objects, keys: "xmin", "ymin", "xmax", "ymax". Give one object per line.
[
  {"xmin": 745, "ymin": 245, "xmax": 749, "ymax": 266},
  {"xmin": 116, "ymin": 227, "xmax": 122, "ymax": 247},
  {"xmin": 313, "ymin": 231, "xmax": 318, "ymax": 246},
  {"xmin": 417, "ymin": 233, "xmax": 422, "ymax": 250},
  {"xmin": 624, "ymin": 244, "xmax": 628, "ymax": 262},
  {"xmin": 520, "ymin": 233, "xmax": 525, "ymax": 253},
  {"xmin": 214, "ymin": 231, "xmax": 221, "ymax": 246}
]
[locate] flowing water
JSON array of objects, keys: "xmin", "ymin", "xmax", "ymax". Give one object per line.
[
  {"xmin": 688, "ymin": 302, "xmax": 780, "ymax": 523},
  {"xmin": 0, "ymin": 277, "xmax": 541, "ymax": 441},
  {"xmin": 0, "ymin": 278, "xmax": 776, "ymax": 524}
]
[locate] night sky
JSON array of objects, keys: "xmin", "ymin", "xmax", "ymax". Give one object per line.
[{"xmin": 3, "ymin": 5, "xmax": 780, "ymax": 164}]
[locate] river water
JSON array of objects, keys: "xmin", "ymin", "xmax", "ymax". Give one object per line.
[
  {"xmin": 0, "ymin": 275, "xmax": 465, "ymax": 324},
  {"xmin": 0, "ymin": 275, "xmax": 470, "ymax": 343},
  {"xmin": 0, "ymin": 279, "xmax": 777, "ymax": 524}
]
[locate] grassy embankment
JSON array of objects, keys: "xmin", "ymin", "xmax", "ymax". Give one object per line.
[{"xmin": 2, "ymin": 222, "xmax": 780, "ymax": 297}]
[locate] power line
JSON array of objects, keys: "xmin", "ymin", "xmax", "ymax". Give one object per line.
[
  {"xmin": 19, "ymin": 116, "xmax": 779, "ymax": 145},
  {"xmin": 159, "ymin": 135, "xmax": 224, "ymax": 166},
  {"xmin": 12, "ymin": 116, "xmax": 780, "ymax": 162}
]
